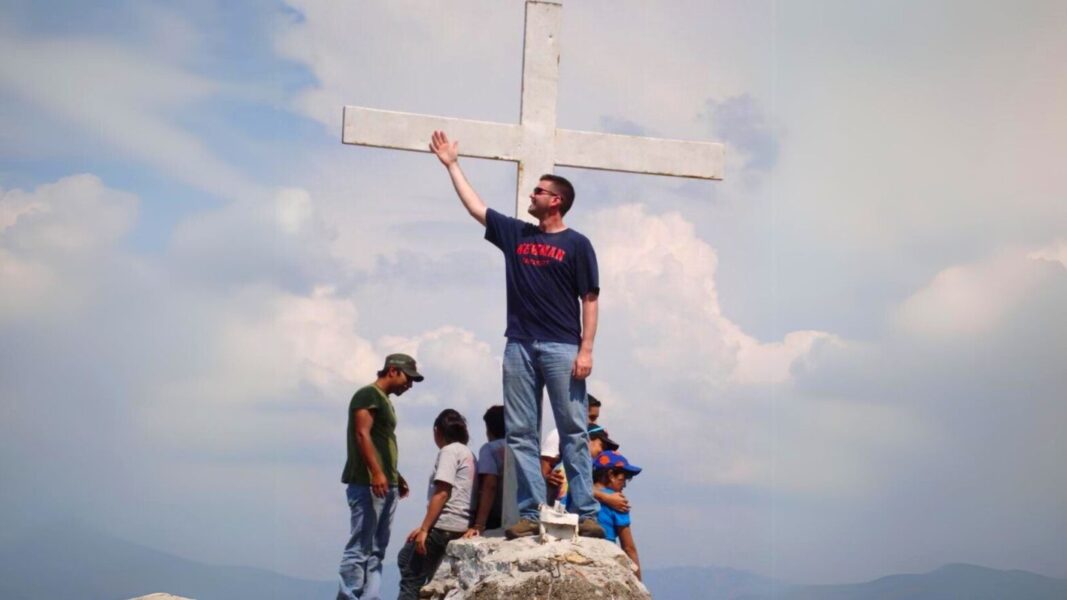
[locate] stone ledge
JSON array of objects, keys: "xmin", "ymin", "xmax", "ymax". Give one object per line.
[{"xmin": 421, "ymin": 536, "xmax": 650, "ymax": 600}]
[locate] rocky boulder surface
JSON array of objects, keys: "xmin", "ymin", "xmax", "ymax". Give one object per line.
[
  {"xmin": 128, "ymin": 595, "xmax": 193, "ymax": 600},
  {"xmin": 421, "ymin": 536, "xmax": 651, "ymax": 599}
]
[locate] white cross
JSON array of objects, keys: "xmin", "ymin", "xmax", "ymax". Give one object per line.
[
  {"xmin": 343, "ymin": 0, "xmax": 725, "ymax": 529},
  {"xmin": 342, "ymin": 0, "xmax": 724, "ymax": 222}
]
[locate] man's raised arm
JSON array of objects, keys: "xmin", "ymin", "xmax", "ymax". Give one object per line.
[{"xmin": 429, "ymin": 130, "xmax": 488, "ymax": 226}]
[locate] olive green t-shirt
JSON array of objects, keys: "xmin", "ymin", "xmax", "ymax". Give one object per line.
[{"xmin": 341, "ymin": 384, "xmax": 399, "ymax": 485}]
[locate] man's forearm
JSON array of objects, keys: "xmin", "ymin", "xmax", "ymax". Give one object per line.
[
  {"xmin": 355, "ymin": 433, "xmax": 384, "ymax": 478},
  {"xmin": 446, "ymin": 162, "xmax": 488, "ymax": 225},
  {"xmin": 580, "ymin": 294, "xmax": 599, "ymax": 352}
]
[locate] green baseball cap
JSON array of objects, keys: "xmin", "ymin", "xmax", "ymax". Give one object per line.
[{"xmin": 382, "ymin": 353, "xmax": 424, "ymax": 382}]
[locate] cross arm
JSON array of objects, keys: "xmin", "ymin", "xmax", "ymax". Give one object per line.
[
  {"xmin": 343, "ymin": 107, "xmax": 524, "ymax": 161},
  {"xmin": 555, "ymin": 129, "xmax": 724, "ymax": 180}
]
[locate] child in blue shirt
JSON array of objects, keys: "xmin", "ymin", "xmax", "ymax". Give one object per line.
[{"xmin": 592, "ymin": 450, "xmax": 642, "ymax": 580}]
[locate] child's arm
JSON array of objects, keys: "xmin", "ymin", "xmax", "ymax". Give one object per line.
[
  {"xmin": 406, "ymin": 481, "xmax": 452, "ymax": 554},
  {"xmin": 541, "ymin": 456, "xmax": 565, "ymax": 487},
  {"xmin": 464, "ymin": 473, "xmax": 499, "ymax": 538},
  {"xmin": 595, "ymin": 487, "xmax": 630, "ymax": 512},
  {"xmin": 617, "ymin": 525, "xmax": 641, "ymax": 581}
]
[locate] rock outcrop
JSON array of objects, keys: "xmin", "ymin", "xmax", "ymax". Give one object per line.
[
  {"xmin": 421, "ymin": 536, "xmax": 651, "ymax": 599},
  {"xmin": 128, "ymin": 595, "xmax": 193, "ymax": 600}
]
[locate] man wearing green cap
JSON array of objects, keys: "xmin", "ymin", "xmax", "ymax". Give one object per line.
[{"xmin": 338, "ymin": 353, "xmax": 424, "ymax": 600}]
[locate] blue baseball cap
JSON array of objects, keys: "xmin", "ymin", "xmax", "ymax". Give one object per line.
[{"xmin": 593, "ymin": 450, "xmax": 641, "ymax": 476}]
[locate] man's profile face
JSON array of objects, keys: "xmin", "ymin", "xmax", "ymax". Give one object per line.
[
  {"xmin": 588, "ymin": 405, "xmax": 600, "ymax": 424},
  {"xmin": 527, "ymin": 180, "xmax": 560, "ymax": 218},
  {"xmin": 391, "ymin": 369, "xmax": 413, "ymax": 396}
]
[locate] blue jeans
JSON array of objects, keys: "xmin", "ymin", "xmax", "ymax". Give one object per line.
[
  {"xmin": 337, "ymin": 484, "xmax": 398, "ymax": 600},
  {"xmin": 503, "ymin": 339, "xmax": 597, "ymax": 520}
]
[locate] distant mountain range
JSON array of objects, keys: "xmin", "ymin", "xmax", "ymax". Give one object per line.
[
  {"xmin": 643, "ymin": 563, "xmax": 1067, "ymax": 600},
  {"xmin": 0, "ymin": 524, "xmax": 346, "ymax": 600},
  {"xmin": 2, "ymin": 525, "xmax": 1065, "ymax": 599}
]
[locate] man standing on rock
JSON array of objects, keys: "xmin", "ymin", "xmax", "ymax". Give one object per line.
[
  {"xmin": 430, "ymin": 130, "xmax": 605, "ymax": 539},
  {"xmin": 338, "ymin": 354, "xmax": 422, "ymax": 600}
]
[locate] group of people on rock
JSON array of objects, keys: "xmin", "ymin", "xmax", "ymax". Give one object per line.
[{"xmin": 337, "ymin": 132, "xmax": 643, "ymax": 600}]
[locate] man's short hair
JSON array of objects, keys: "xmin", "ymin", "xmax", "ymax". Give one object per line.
[
  {"xmin": 588, "ymin": 394, "xmax": 601, "ymax": 408},
  {"xmin": 483, "ymin": 405, "xmax": 505, "ymax": 439},
  {"xmin": 540, "ymin": 174, "xmax": 575, "ymax": 216},
  {"xmin": 434, "ymin": 408, "xmax": 470, "ymax": 445}
]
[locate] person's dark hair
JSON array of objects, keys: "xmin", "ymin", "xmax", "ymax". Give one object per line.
[
  {"xmin": 483, "ymin": 405, "xmax": 505, "ymax": 439},
  {"xmin": 540, "ymin": 174, "xmax": 575, "ymax": 216},
  {"xmin": 434, "ymin": 408, "xmax": 470, "ymax": 445},
  {"xmin": 594, "ymin": 466, "xmax": 629, "ymax": 485},
  {"xmin": 376, "ymin": 366, "xmax": 398, "ymax": 379},
  {"xmin": 588, "ymin": 394, "xmax": 601, "ymax": 408}
]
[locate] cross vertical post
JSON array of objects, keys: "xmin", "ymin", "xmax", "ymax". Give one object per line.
[{"xmin": 516, "ymin": 1, "xmax": 561, "ymax": 219}]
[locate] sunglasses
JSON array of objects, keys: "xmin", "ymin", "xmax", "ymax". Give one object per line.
[{"xmin": 532, "ymin": 186, "xmax": 559, "ymax": 197}]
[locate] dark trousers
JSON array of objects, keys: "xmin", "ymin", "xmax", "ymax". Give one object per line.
[{"xmin": 397, "ymin": 528, "xmax": 463, "ymax": 600}]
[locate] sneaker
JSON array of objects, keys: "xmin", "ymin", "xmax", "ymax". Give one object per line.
[
  {"xmin": 578, "ymin": 518, "xmax": 605, "ymax": 538},
  {"xmin": 505, "ymin": 518, "xmax": 540, "ymax": 540}
]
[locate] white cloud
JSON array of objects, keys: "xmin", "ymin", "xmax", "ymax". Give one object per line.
[
  {"xmin": 0, "ymin": 33, "xmax": 264, "ymax": 200},
  {"xmin": 0, "ymin": 174, "xmax": 138, "ymax": 319},
  {"xmin": 168, "ymin": 186, "xmax": 338, "ymax": 289},
  {"xmin": 781, "ymin": 241, "xmax": 1067, "ymax": 579},
  {"xmin": 896, "ymin": 246, "xmax": 1066, "ymax": 338},
  {"xmin": 0, "ymin": 174, "xmax": 137, "ymax": 254},
  {"xmin": 1029, "ymin": 239, "xmax": 1067, "ymax": 268},
  {"xmin": 276, "ymin": 0, "xmax": 523, "ymax": 130},
  {"xmin": 577, "ymin": 203, "xmax": 897, "ymax": 505},
  {"xmin": 275, "ymin": 187, "xmax": 315, "ymax": 235},
  {"xmin": 733, "ymin": 329, "xmax": 839, "ymax": 385},
  {"xmin": 590, "ymin": 203, "xmax": 838, "ymax": 390}
]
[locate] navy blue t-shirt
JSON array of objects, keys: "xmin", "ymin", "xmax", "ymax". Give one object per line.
[{"xmin": 484, "ymin": 208, "xmax": 599, "ymax": 345}]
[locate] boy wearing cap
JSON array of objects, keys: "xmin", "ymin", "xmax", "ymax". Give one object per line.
[
  {"xmin": 592, "ymin": 450, "xmax": 643, "ymax": 581},
  {"xmin": 338, "ymin": 354, "xmax": 423, "ymax": 600}
]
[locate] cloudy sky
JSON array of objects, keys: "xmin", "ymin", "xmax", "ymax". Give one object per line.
[{"xmin": 2, "ymin": 0, "xmax": 1065, "ymax": 586}]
